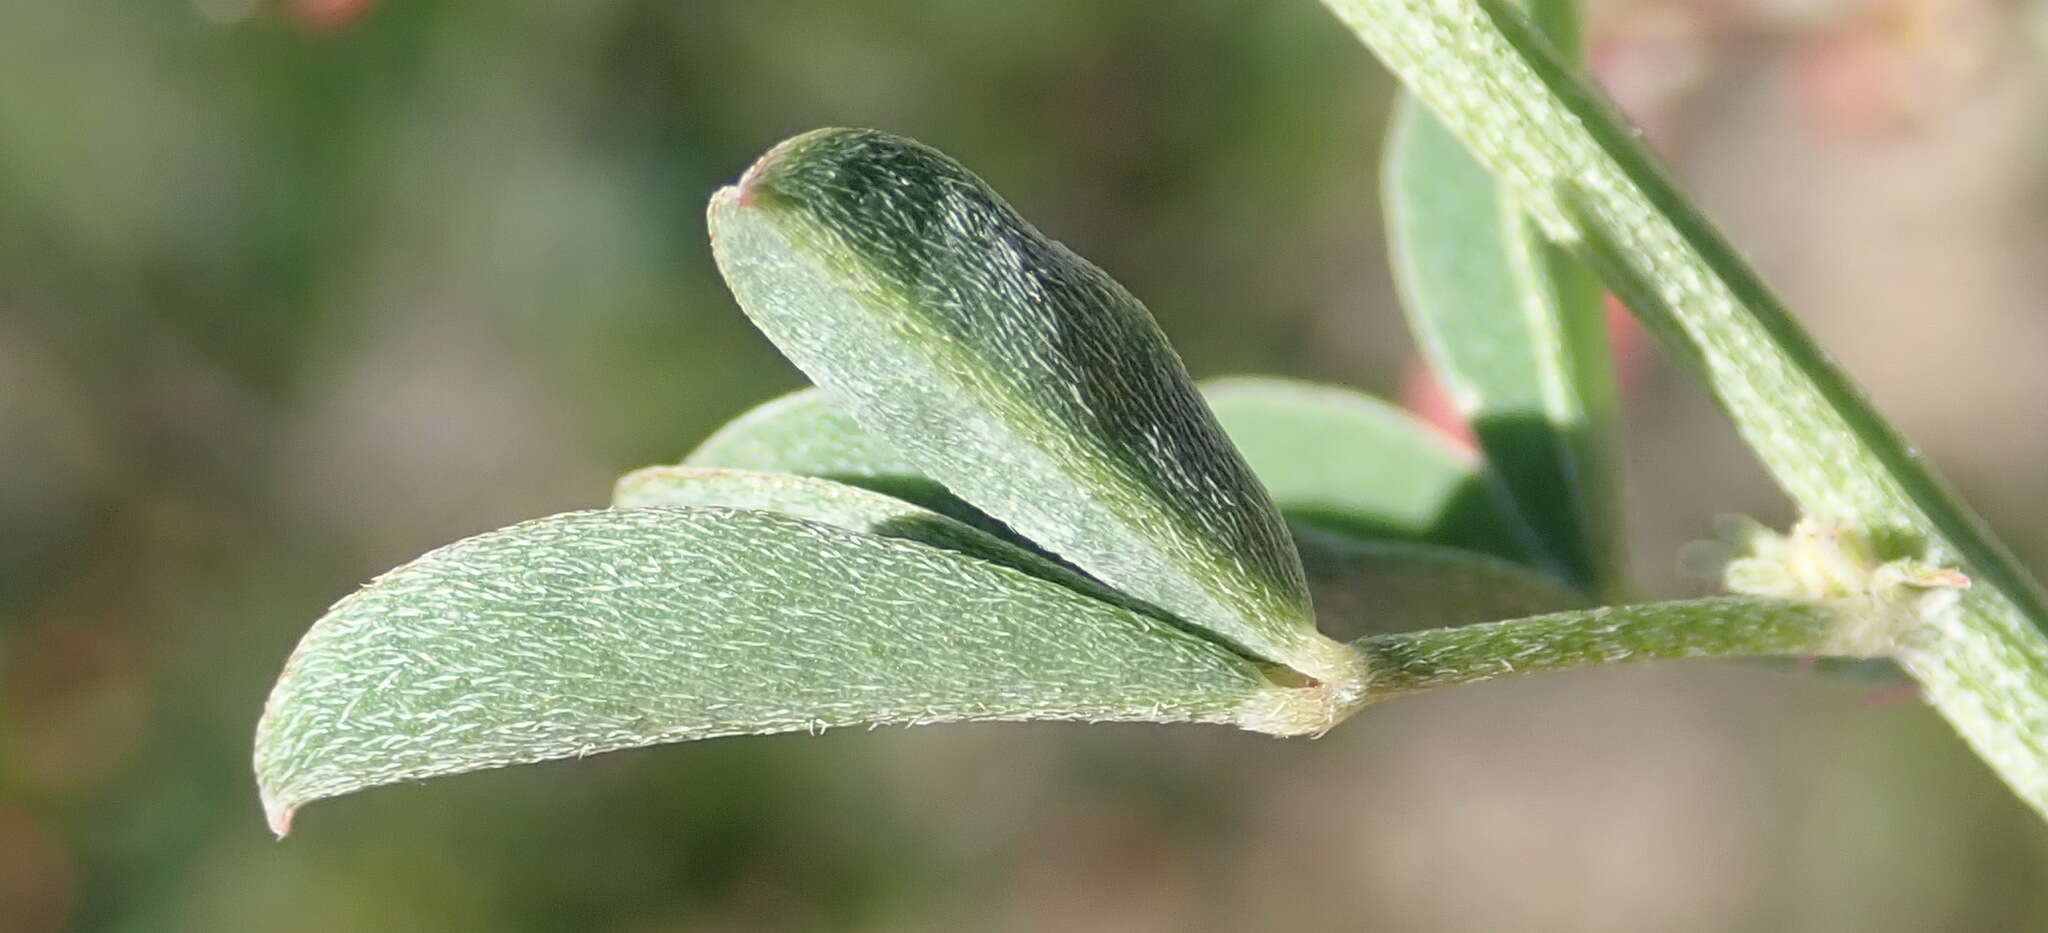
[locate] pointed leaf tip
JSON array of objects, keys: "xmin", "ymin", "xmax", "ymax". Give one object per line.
[
  {"xmin": 254, "ymin": 508, "xmax": 1280, "ymax": 825},
  {"xmin": 265, "ymin": 796, "xmax": 294, "ymax": 839}
]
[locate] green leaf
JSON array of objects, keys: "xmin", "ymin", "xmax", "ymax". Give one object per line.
[
  {"xmin": 616, "ymin": 464, "xmax": 954, "ymax": 539},
  {"xmin": 709, "ymin": 128, "xmax": 1355, "ymax": 682},
  {"xmin": 613, "ymin": 465, "xmax": 1124, "ymax": 610},
  {"xmin": 681, "ymin": 387, "xmax": 995, "ymax": 534},
  {"xmin": 682, "ymin": 387, "xmax": 921, "ymax": 483},
  {"xmin": 1201, "ymin": 377, "xmax": 1543, "ymax": 568},
  {"xmin": 670, "ymin": 381, "xmax": 1581, "ymax": 630},
  {"xmin": 1385, "ymin": 98, "xmax": 1621, "ymax": 594},
  {"xmin": 615, "ymin": 462, "xmax": 1580, "ymax": 640},
  {"xmin": 1321, "ymin": 0, "xmax": 2048, "ymax": 815},
  {"xmin": 255, "ymin": 507, "xmax": 1317, "ymax": 836},
  {"xmin": 685, "ymin": 380, "xmax": 1550, "ymax": 568}
]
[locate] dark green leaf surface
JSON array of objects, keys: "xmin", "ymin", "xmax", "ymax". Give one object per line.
[
  {"xmin": 254, "ymin": 507, "xmax": 1296, "ymax": 836},
  {"xmin": 709, "ymin": 129, "xmax": 1353, "ymax": 681},
  {"xmin": 1385, "ymin": 98, "xmax": 1621, "ymax": 593}
]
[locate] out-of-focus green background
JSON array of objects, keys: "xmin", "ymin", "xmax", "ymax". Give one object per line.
[{"xmin": 5, "ymin": 0, "xmax": 2048, "ymax": 929}]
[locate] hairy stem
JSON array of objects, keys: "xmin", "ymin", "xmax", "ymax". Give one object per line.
[
  {"xmin": 1355, "ymin": 596, "xmax": 1839, "ymax": 696},
  {"xmin": 1525, "ymin": 0, "xmax": 1629, "ymax": 602},
  {"xmin": 1319, "ymin": 0, "xmax": 2048, "ymax": 818}
]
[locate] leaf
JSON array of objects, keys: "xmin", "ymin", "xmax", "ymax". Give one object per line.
[
  {"xmin": 1384, "ymin": 98, "xmax": 1621, "ymax": 594},
  {"xmin": 670, "ymin": 380, "xmax": 1584, "ymax": 630},
  {"xmin": 708, "ymin": 128, "xmax": 1355, "ymax": 683},
  {"xmin": 1201, "ymin": 377, "xmax": 1543, "ymax": 568},
  {"xmin": 1319, "ymin": 0, "xmax": 2048, "ymax": 814},
  {"xmin": 680, "ymin": 387, "xmax": 996, "ymax": 535},
  {"xmin": 685, "ymin": 380, "xmax": 1550, "ymax": 569},
  {"xmin": 616, "ymin": 464, "xmax": 956, "ymax": 540},
  {"xmin": 680, "ymin": 387, "xmax": 939, "ymax": 509},
  {"xmin": 613, "ymin": 465, "xmax": 1123, "ymax": 609},
  {"xmin": 615, "ymin": 462, "xmax": 1581, "ymax": 640},
  {"xmin": 255, "ymin": 507, "xmax": 1324, "ymax": 837}
]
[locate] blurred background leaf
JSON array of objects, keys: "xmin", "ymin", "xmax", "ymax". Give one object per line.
[
  {"xmin": 1202, "ymin": 377, "xmax": 1543, "ymax": 567},
  {"xmin": 1385, "ymin": 100, "xmax": 1623, "ymax": 594},
  {"xmin": 4, "ymin": 0, "xmax": 2048, "ymax": 930}
]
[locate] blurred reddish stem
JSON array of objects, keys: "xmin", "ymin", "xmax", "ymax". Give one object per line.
[
  {"xmin": 290, "ymin": 0, "xmax": 377, "ymax": 32},
  {"xmin": 1403, "ymin": 295, "xmax": 1648, "ymax": 447}
]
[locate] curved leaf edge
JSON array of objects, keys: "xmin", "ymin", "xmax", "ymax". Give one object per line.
[{"xmin": 255, "ymin": 506, "xmax": 1348, "ymax": 838}]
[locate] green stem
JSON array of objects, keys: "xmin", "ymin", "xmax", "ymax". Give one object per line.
[
  {"xmin": 1319, "ymin": 0, "xmax": 2048, "ymax": 819},
  {"xmin": 1356, "ymin": 596, "xmax": 1839, "ymax": 696},
  {"xmin": 1241, "ymin": 596, "xmax": 1842, "ymax": 735},
  {"xmin": 1525, "ymin": 0, "xmax": 1628, "ymax": 607},
  {"xmin": 1524, "ymin": 0, "xmax": 1626, "ymax": 605},
  {"xmin": 1507, "ymin": 0, "xmax": 1630, "ymax": 597}
]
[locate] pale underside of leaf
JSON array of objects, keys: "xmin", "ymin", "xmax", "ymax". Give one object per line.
[
  {"xmin": 710, "ymin": 128, "xmax": 1350, "ymax": 682},
  {"xmin": 255, "ymin": 507, "xmax": 1303, "ymax": 837}
]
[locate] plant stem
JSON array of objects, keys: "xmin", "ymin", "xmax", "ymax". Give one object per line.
[
  {"xmin": 1318, "ymin": 0, "xmax": 2048, "ymax": 819},
  {"xmin": 1525, "ymin": 0, "xmax": 1630, "ymax": 604},
  {"xmin": 1384, "ymin": 0, "xmax": 1628, "ymax": 599},
  {"xmin": 1355, "ymin": 596, "xmax": 1839, "ymax": 696},
  {"xmin": 1524, "ymin": 0, "xmax": 1581, "ymax": 61},
  {"xmin": 1246, "ymin": 597, "xmax": 1852, "ymax": 735}
]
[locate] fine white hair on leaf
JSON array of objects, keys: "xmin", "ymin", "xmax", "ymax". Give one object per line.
[
  {"xmin": 253, "ymin": 507, "xmax": 1310, "ymax": 837},
  {"xmin": 709, "ymin": 128, "xmax": 1362, "ymax": 683}
]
